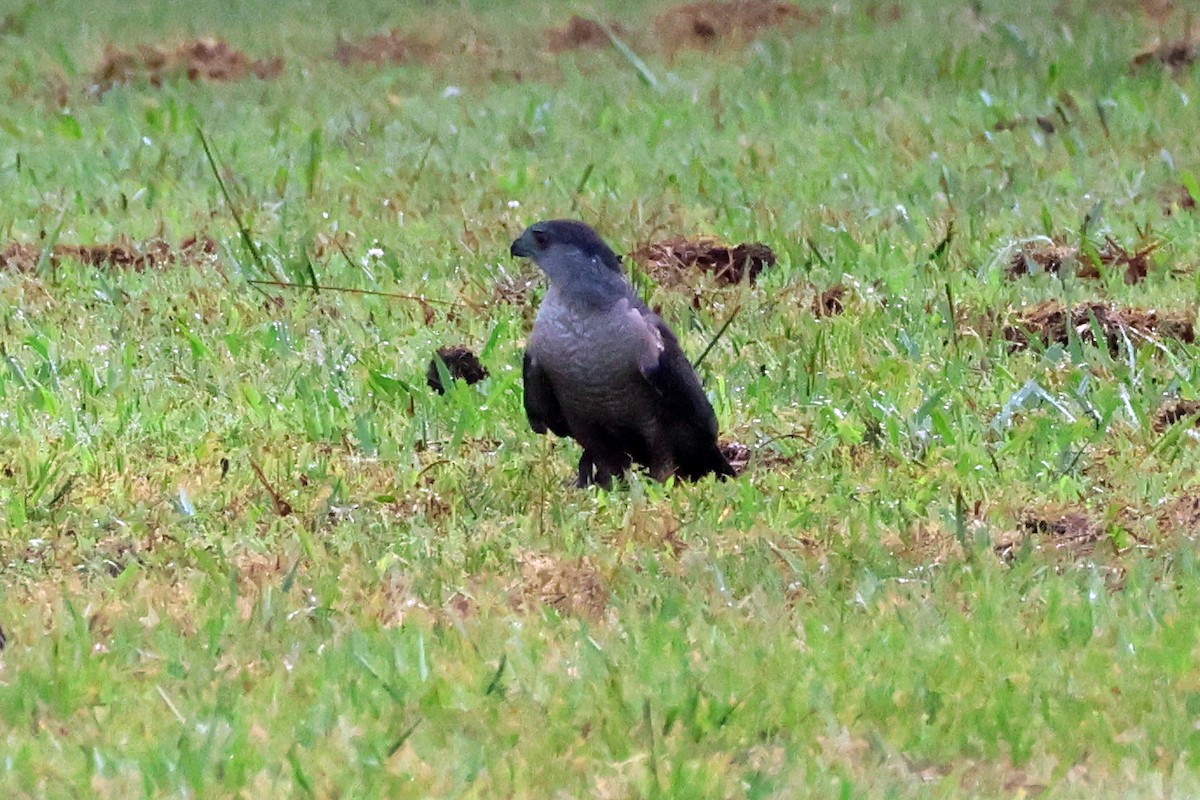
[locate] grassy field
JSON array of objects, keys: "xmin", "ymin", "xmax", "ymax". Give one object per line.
[{"xmin": 1, "ymin": 0, "xmax": 1200, "ymax": 796}]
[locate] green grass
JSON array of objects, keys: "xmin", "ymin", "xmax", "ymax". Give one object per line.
[{"xmin": 2, "ymin": 0, "xmax": 1200, "ymax": 795}]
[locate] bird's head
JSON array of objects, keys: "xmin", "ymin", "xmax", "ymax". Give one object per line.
[{"xmin": 510, "ymin": 220, "xmax": 625, "ymax": 294}]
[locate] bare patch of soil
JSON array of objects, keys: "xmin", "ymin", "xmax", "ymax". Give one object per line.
[
  {"xmin": 545, "ymin": 16, "xmax": 625, "ymax": 52},
  {"xmin": 1159, "ymin": 493, "xmax": 1200, "ymax": 536},
  {"xmin": 994, "ymin": 510, "xmax": 1103, "ymax": 562},
  {"xmin": 333, "ymin": 28, "xmax": 438, "ymax": 66},
  {"xmin": 426, "ymin": 345, "xmax": 488, "ymax": 394},
  {"xmin": 865, "ymin": 2, "xmax": 905, "ymax": 22},
  {"xmin": 1136, "ymin": 0, "xmax": 1181, "ymax": 22},
  {"xmin": 1153, "ymin": 399, "xmax": 1200, "ymax": 432},
  {"xmin": 233, "ymin": 550, "xmax": 306, "ymax": 620},
  {"xmin": 1162, "ymin": 183, "xmax": 1197, "ymax": 215},
  {"xmin": 90, "ymin": 38, "xmax": 283, "ymax": 94},
  {"xmin": 1132, "ymin": 36, "xmax": 1198, "ymax": 72},
  {"xmin": 1003, "ymin": 301, "xmax": 1194, "ymax": 352},
  {"xmin": 0, "ymin": 4, "xmax": 32, "ymax": 37},
  {"xmin": 0, "ymin": 235, "xmax": 218, "ymax": 273},
  {"xmin": 511, "ymin": 552, "xmax": 607, "ymax": 618},
  {"xmin": 631, "ymin": 236, "xmax": 776, "ymax": 285},
  {"xmin": 654, "ymin": 0, "xmax": 821, "ymax": 50},
  {"xmin": 1007, "ymin": 236, "xmax": 1158, "ymax": 284}
]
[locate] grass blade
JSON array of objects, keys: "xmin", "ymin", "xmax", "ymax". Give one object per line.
[{"xmin": 196, "ymin": 124, "xmax": 268, "ymax": 276}]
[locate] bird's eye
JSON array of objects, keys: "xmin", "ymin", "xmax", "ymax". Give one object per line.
[{"xmin": 532, "ymin": 230, "xmax": 550, "ymax": 249}]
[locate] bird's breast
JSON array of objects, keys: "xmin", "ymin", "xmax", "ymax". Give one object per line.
[{"xmin": 530, "ymin": 295, "xmax": 660, "ymax": 420}]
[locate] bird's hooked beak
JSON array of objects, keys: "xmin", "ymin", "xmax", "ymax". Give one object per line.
[{"xmin": 510, "ymin": 230, "xmax": 534, "ymax": 259}]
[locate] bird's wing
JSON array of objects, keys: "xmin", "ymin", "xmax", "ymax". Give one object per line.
[
  {"xmin": 633, "ymin": 304, "xmax": 734, "ymax": 479},
  {"xmin": 632, "ymin": 304, "xmax": 719, "ymax": 440},
  {"xmin": 523, "ymin": 349, "xmax": 571, "ymax": 437}
]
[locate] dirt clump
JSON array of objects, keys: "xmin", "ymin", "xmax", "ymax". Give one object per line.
[
  {"xmin": 814, "ymin": 284, "xmax": 846, "ymax": 317},
  {"xmin": 511, "ymin": 552, "xmax": 607, "ymax": 618},
  {"xmin": 90, "ymin": 38, "xmax": 283, "ymax": 93},
  {"xmin": 1003, "ymin": 301, "xmax": 1193, "ymax": 353},
  {"xmin": 545, "ymin": 16, "xmax": 625, "ymax": 51},
  {"xmin": 1007, "ymin": 237, "xmax": 1158, "ymax": 284},
  {"xmin": 631, "ymin": 236, "xmax": 776, "ymax": 285},
  {"xmin": 654, "ymin": 0, "xmax": 820, "ymax": 50},
  {"xmin": 1006, "ymin": 239, "xmax": 1077, "ymax": 277},
  {"xmin": 718, "ymin": 438, "xmax": 801, "ymax": 474},
  {"xmin": 426, "ymin": 345, "xmax": 489, "ymax": 395},
  {"xmin": 993, "ymin": 115, "xmax": 1058, "ymax": 134},
  {"xmin": 719, "ymin": 440, "xmax": 752, "ymax": 475},
  {"xmin": 333, "ymin": 28, "xmax": 438, "ymax": 66},
  {"xmin": 1, "ymin": 235, "xmax": 217, "ymax": 273},
  {"xmin": 1153, "ymin": 399, "xmax": 1200, "ymax": 432}
]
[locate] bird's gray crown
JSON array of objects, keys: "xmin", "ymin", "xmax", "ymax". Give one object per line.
[
  {"xmin": 510, "ymin": 219, "xmax": 631, "ymax": 308},
  {"xmin": 510, "ymin": 220, "xmax": 623, "ymax": 273}
]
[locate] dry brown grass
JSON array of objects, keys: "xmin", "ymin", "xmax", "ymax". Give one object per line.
[
  {"xmin": 1006, "ymin": 236, "xmax": 1159, "ymax": 285},
  {"xmin": 1003, "ymin": 301, "xmax": 1194, "ymax": 353}
]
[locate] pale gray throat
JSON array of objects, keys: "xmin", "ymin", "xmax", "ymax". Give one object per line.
[{"xmin": 543, "ymin": 260, "xmax": 633, "ymax": 312}]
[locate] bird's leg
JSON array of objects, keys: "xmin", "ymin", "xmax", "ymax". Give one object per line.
[
  {"xmin": 591, "ymin": 467, "xmax": 616, "ymax": 490},
  {"xmin": 576, "ymin": 450, "xmax": 630, "ymax": 489},
  {"xmin": 648, "ymin": 453, "xmax": 677, "ymax": 484},
  {"xmin": 592, "ymin": 451, "xmax": 631, "ymax": 490},
  {"xmin": 575, "ymin": 451, "xmax": 596, "ymax": 488}
]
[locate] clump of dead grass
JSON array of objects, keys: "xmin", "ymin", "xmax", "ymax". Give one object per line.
[
  {"xmin": 1153, "ymin": 399, "xmax": 1200, "ymax": 432},
  {"xmin": 630, "ymin": 236, "xmax": 776, "ymax": 285},
  {"xmin": 1006, "ymin": 236, "xmax": 1159, "ymax": 285},
  {"xmin": 1003, "ymin": 300, "xmax": 1194, "ymax": 353}
]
